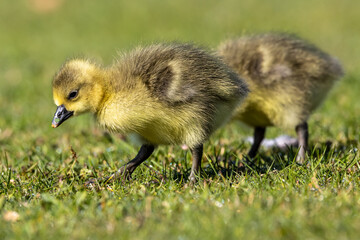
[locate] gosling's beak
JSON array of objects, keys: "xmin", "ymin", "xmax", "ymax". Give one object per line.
[{"xmin": 52, "ymin": 104, "xmax": 74, "ymax": 128}]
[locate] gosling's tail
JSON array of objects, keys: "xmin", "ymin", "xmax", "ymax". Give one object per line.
[{"xmin": 328, "ymin": 56, "xmax": 345, "ymax": 81}]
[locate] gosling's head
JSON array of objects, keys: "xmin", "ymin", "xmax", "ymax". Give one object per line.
[{"xmin": 51, "ymin": 59, "xmax": 105, "ymax": 128}]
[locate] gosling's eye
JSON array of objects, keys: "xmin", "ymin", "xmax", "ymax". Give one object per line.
[{"xmin": 68, "ymin": 90, "xmax": 78, "ymax": 100}]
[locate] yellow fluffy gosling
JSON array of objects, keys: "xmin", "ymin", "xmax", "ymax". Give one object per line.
[
  {"xmin": 51, "ymin": 43, "xmax": 249, "ymax": 182},
  {"xmin": 217, "ymin": 33, "xmax": 344, "ymax": 163}
]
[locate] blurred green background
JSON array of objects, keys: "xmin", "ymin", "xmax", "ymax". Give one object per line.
[
  {"xmin": 0, "ymin": 0, "xmax": 359, "ymax": 136},
  {"xmin": 1, "ymin": 1, "xmax": 360, "ymax": 239}
]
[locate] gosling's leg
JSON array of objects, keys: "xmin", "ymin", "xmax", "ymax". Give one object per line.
[
  {"xmin": 248, "ymin": 127, "xmax": 266, "ymax": 158},
  {"xmin": 108, "ymin": 144, "xmax": 155, "ymax": 181},
  {"xmin": 295, "ymin": 122, "xmax": 308, "ymax": 164},
  {"xmin": 189, "ymin": 144, "xmax": 203, "ymax": 183}
]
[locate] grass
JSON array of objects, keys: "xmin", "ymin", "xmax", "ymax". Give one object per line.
[{"xmin": 1, "ymin": 0, "xmax": 360, "ymax": 239}]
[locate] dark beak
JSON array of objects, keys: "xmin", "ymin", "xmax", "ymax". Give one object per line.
[{"xmin": 51, "ymin": 105, "xmax": 74, "ymax": 128}]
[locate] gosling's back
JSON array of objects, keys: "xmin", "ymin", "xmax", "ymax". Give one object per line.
[{"xmin": 218, "ymin": 33, "xmax": 343, "ymax": 128}]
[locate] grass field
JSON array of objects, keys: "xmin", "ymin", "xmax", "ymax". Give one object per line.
[{"xmin": 1, "ymin": 0, "xmax": 360, "ymax": 239}]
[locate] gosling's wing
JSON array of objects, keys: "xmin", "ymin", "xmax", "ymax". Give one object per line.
[
  {"xmin": 123, "ymin": 43, "xmax": 245, "ymax": 105},
  {"xmin": 219, "ymin": 33, "xmax": 343, "ymax": 86},
  {"xmin": 218, "ymin": 35, "xmax": 294, "ymax": 86}
]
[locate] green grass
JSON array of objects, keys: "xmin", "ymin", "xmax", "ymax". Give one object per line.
[{"xmin": 1, "ymin": 0, "xmax": 360, "ymax": 239}]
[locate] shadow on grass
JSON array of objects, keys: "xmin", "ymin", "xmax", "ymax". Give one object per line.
[{"xmin": 84, "ymin": 138, "xmax": 358, "ymax": 188}]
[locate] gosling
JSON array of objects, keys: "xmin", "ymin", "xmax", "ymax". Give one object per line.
[
  {"xmin": 217, "ymin": 33, "xmax": 344, "ymax": 163},
  {"xmin": 51, "ymin": 43, "xmax": 249, "ymax": 182}
]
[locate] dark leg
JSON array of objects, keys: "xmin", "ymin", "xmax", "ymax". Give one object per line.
[
  {"xmin": 248, "ymin": 127, "xmax": 266, "ymax": 158},
  {"xmin": 107, "ymin": 144, "xmax": 155, "ymax": 182},
  {"xmin": 295, "ymin": 122, "xmax": 308, "ymax": 164},
  {"xmin": 189, "ymin": 144, "xmax": 203, "ymax": 183}
]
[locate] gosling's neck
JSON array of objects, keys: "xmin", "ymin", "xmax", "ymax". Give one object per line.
[{"xmin": 88, "ymin": 66, "xmax": 112, "ymax": 114}]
